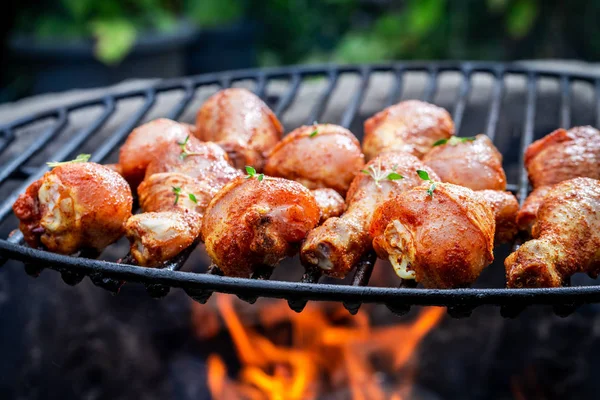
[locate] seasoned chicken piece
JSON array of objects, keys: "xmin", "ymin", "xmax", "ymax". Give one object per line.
[
  {"xmin": 506, "ymin": 178, "xmax": 600, "ymax": 288},
  {"xmin": 516, "ymin": 186, "xmax": 552, "ymax": 232},
  {"xmin": 202, "ymin": 176, "xmax": 320, "ymax": 277},
  {"xmin": 13, "ymin": 162, "xmax": 132, "ymax": 254},
  {"xmin": 477, "ymin": 190, "xmax": 519, "ymax": 243},
  {"xmin": 363, "ymin": 100, "xmax": 454, "ymax": 161},
  {"xmin": 195, "ymin": 88, "xmax": 283, "ymax": 171},
  {"xmin": 370, "ymin": 183, "xmax": 495, "ymax": 288},
  {"xmin": 119, "ymin": 118, "xmax": 193, "ymax": 188},
  {"xmin": 264, "ymin": 124, "xmax": 365, "ymax": 195},
  {"xmin": 423, "ymin": 134, "xmax": 506, "ymax": 191},
  {"xmin": 517, "ymin": 126, "xmax": 600, "ymax": 231},
  {"xmin": 300, "ymin": 152, "xmax": 439, "ymax": 278},
  {"xmin": 525, "ymin": 126, "xmax": 600, "ymax": 188},
  {"xmin": 126, "ymin": 210, "xmax": 202, "ymax": 267},
  {"xmin": 311, "ymin": 188, "xmax": 345, "ymax": 223},
  {"xmin": 125, "ymin": 137, "xmax": 242, "ymax": 267}
]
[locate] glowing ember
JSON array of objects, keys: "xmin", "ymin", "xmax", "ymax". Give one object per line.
[{"xmin": 196, "ymin": 294, "xmax": 444, "ymax": 399}]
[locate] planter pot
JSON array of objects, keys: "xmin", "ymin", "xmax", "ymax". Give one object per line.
[
  {"xmin": 8, "ymin": 23, "xmax": 198, "ymax": 95},
  {"xmin": 185, "ymin": 21, "xmax": 257, "ymax": 75}
]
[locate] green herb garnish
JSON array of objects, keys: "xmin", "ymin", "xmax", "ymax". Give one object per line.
[
  {"xmin": 188, "ymin": 193, "xmax": 198, "ymax": 204},
  {"xmin": 361, "ymin": 160, "xmax": 404, "ymax": 188},
  {"xmin": 245, "ymin": 166, "xmax": 264, "ymax": 181},
  {"xmin": 178, "ymin": 135, "xmax": 204, "ymax": 160},
  {"xmin": 416, "ymin": 169, "xmax": 437, "ymax": 197},
  {"xmin": 172, "ymin": 186, "xmax": 182, "ymax": 205},
  {"xmin": 47, "ymin": 154, "xmax": 91, "ymax": 168},
  {"xmin": 432, "ymin": 136, "xmax": 476, "ymax": 147}
]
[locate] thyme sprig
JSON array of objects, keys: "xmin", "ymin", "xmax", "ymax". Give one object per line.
[
  {"xmin": 172, "ymin": 186, "xmax": 198, "ymax": 206},
  {"xmin": 416, "ymin": 169, "xmax": 437, "ymax": 197},
  {"xmin": 178, "ymin": 136, "xmax": 204, "ymax": 160},
  {"xmin": 432, "ymin": 136, "xmax": 476, "ymax": 147},
  {"xmin": 361, "ymin": 160, "xmax": 404, "ymax": 188},
  {"xmin": 47, "ymin": 154, "xmax": 91, "ymax": 168},
  {"xmin": 245, "ymin": 166, "xmax": 264, "ymax": 181}
]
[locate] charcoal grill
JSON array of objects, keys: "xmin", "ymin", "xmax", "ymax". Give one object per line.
[{"xmin": 1, "ymin": 61, "xmax": 599, "ymax": 319}]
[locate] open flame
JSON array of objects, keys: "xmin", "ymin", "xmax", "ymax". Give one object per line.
[{"xmin": 198, "ymin": 294, "xmax": 444, "ymax": 399}]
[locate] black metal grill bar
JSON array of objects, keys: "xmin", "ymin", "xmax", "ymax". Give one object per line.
[
  {"xmin": 384, "ymin": 67, "xmax": 405, "ymax": 108},
  {"xmin": 0, "ymin": 129, "xmax": 16, "ymax": 155},
  {"xmin": 0, "ymin": 109, "xmax": 68, "ymax": 185},
  {"xmin": 517, "ymin": 73, "xmax": 538, "ymax": 205},
  {"xmin": 452, "ymin": 68, "xmax": 473, "ymax": 135},
  {"xmin": 560, "ymin": 75, "xmax": 571, "ymax": 129},
  {"xmin": 2, "ymin": 62, "xmax": 600, "ymax": 317},
  {"xmin": 340, "ymin": 67, "xmax": 371, "ymax": 129},
  {"xmin": 484, "ymin": 69, "xmax": 505, "ymax": 141},
  {"xmin": 306, "ymin": 70, "xmax": 338, "ymax": 124},
  {"xmin": 422, "ymin": 67, "xmax": 439, "ymax": 103}
]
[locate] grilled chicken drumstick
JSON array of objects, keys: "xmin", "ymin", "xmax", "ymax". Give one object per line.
[
  {"xmin": 362, "ymin": 100, "xmax": 454, "ymax": 161},
  {"xmin": 202, "ymin": 176, "xmax": 320, "ymax": 277},
  {"xmin": 264, "ymin": 123, "xmax": 365, "ymax": 196},
  {"xmin": 125, "ymin": 137, "xmax": 242, "ymax": 266},
  {"xmin": 13, "ymin": 161, "xmax": 133, "ymax": 254},
  {"xmin": 370, "ymin": 182, "xmax": 495, "ymax": 288},
  {"xmin": 300, "ymin": 152, "xmax": 439, "ymax": 278},
  {"xmin": 422, "ymin": 133, "xmax": 517, "ymax": 242},
  {"xmin": 517, "ymin": 126, "xmax": 600, "ymax": 231},
  {"xmin": 119, "ymin": 118, "xmax": 194, "ymax": 188},
  {"xmin": 423, "ymin": 134, "xmax": 506, "ymax": 191},
  {"xmin": 506, "ymin": 177, "xmax": 600, "ymax": 288},
  {"xmin": 195, "ymin": 88, "xmax": 284, "ymax": 171}
]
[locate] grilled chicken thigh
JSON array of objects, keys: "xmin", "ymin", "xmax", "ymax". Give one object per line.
[
  {"xmin": 202, "ymin": 176, "xmax": 320, "ymax": 277},
  {"xmin": 195, "ymin": 88, "xmax": 284, "ymax": 171},
  {"xmin": 119, "ymin": 118, "xmax": 193, "ymax": 188},
  {"xmin": 362, "ymin": 100, "xmax": 454, "ymax": 161},
  {"xmin": 300, "ymin": 152, "xmax": 440, "ymax": 278},
  {"xmin": 370, "ymin": 183, "xmax": 495, "ymax": 288},
  {"xmin": 311, "ymin": 188, "xmax": 346, "ymax": 223},
  {"xmin": 506, "ymin": 177, "xmax": 600, "ymax": 288},
  {"xmin": 264, "ymin": 124, "xmax": 365, "ymax": 195},
  {"xmin": 125, "ymin": 137, "xmax": 241, "ymax": 266},
  {"xmin": 517, "ymin": 126, "xmax": 600, "ymax": 231},
  {"xmin": 477, "ymin": 190, "xmax": 519, "ymax": 244},
  {"xmin": 13, "ymin": 162, "xmax": 132, "ymax": 254},
  {"xmin": 423, "ymin": 134, "xmax": 506, "ymax": 191}
]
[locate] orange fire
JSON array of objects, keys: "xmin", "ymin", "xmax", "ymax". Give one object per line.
[{"xmin": 197, "ymin": 294, "xmax": 444, "ymax": 400}]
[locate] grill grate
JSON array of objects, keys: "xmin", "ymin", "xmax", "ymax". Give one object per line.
[{"xmin": 1, "ymin": 61, "xmax": 600, "ymax": 318}]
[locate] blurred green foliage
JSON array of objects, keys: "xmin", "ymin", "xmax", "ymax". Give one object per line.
[{"xmin": 13, "ymin": 0, "xmax": 600, "ymax": 66}]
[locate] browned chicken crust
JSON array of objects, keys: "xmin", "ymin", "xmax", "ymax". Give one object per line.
[
  {"xmin": 370, "ymin": 183, "xmax": 495, "ymax": 288},
  {"xmin": 126, "ymin": 136, "xmax": 242, "ymax": 267},
  {"xmin": 202, "ymin": 176, "xmax": 320, "ymax": 277},
  {"xmin": 516, "ymin": 186, "xmax": 552, "ymax": 232},
  {"xmin": 264, "ymin": 124, "xmax": 365, "ymax": 195},
  {"xmin": 423, "ymin": 134, "xmax": 506, "ymax": 191},
  {"xmin": 363, "ymin": 100, "xmax": 454, "ymax": 161},
  {"xmin": 506, "ymin": 177, "xmax": 600, "ymax": 288},
  {"xmin": 300, "ymin": 152, "xmax": 440, "ymax": 278},
  {"xmin": 195, "ymin": 88, "xmax": 283, "ymax": 171},
  {"xmin": 477, "ymin": 190, "xmax": 519, "ymax": 244},
  {"xmin": 311, "ymin": 188, "xmax": 346, "ymax": 224},
  {"xmin": 13, "ymin": 163, "xmax": 133, "ymax": 254},
  {"xmin": 119, "ymin": 118, "xmax": 193, "ymax": 188},
  {"xmin": 525, "ymin": 126, "xmax": 600, "ymax": 188}
]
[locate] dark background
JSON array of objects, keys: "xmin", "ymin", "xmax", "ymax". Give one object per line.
[{"xmin": 2, "ymin": 0, "xmax": 600, "ymax": 102}]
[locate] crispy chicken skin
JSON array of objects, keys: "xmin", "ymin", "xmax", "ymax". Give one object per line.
[
  {"xmin": 264, "ymin": 124, "xmax": 365, "ymax": 195},
  {"xmin": 516, "ymin": 186, "xmax": 552, "ymax": 232},
  {"xmin": 202, "ymin": 176, "xmax": 320, "ymax": 277},
  {"xmin": 477, "ymin": 190, "xmax": 519, "ymax": 244},
  {"xmin": 126, "ymin": 137, "xmax": 242, "ymax": 267},
  {"xmin": 195, "ymin": 88, "xmax": 284, "ymax": 171},
  {"xmin": 423, "ymin": 134, "xmax": 506, "ymax": 190},
  {"xmin": 119, "ymin": 118, "xmax": 193, "ymax": 188},
  {"xmin": 517, "ymin": 126, "xmax": 600, "ymax": 231},
  {"xmin": 300, "ymin": 152, "xmax": 440, "ymax": 278},
  {"xmin": 362, "ymin": 100, "xmax": 454, "ymax": 161},
  {"xmin": 311, "ymin": 188, "xmax": 346, "ymax": 223},
  {"xmin": 525, "ymin": 126, "xmax": 600, "ymax": 188},
  {"xmin": 13, "ymin": 163, "xmax": 132, "ymax": 254},
  {"xmin": 370, "ymin": 183, "xmax": 495, "ymax": 288},
  {"xmin": 506, "ymin": 178, "xmax": 600, "ymax": 288}
]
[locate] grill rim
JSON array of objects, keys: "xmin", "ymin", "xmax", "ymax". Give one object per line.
[{"xmin": 2, "ymin": 60, "xmax": 600, "ymax": 318}]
